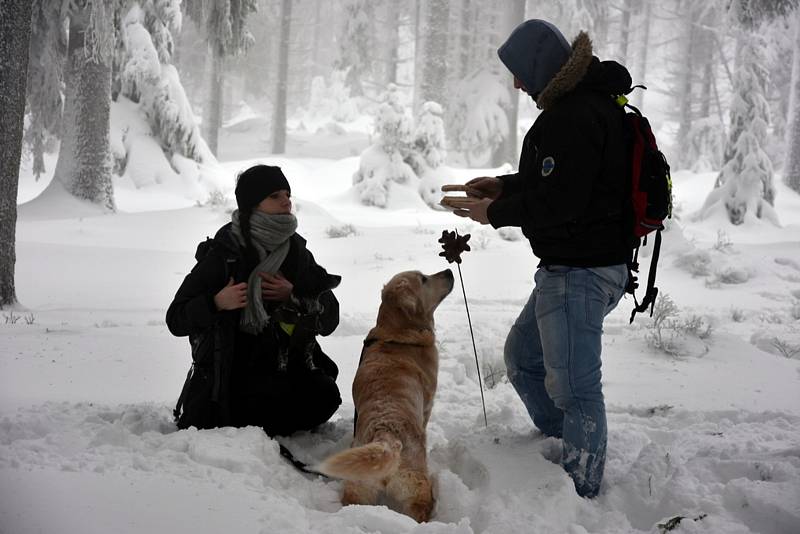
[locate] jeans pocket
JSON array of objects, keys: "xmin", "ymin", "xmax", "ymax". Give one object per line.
[
  {"xmin": 535, "ymin": 267, "xmax": 567, "ymax": 319},
  {"xmin": 585, "ymin": 265, "xmax": 628, "ymax": 327}
]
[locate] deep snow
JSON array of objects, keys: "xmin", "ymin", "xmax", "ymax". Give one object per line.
[{"xmin": 2, "ymin": 136, "xmax": 800, "ymax": 533}]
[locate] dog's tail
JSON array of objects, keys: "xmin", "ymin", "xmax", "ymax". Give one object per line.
[{"xmin": 315, "ymin": 434, "xmax": 402, "ymax": 481}]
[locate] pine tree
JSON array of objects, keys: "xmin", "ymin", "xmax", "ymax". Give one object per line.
[
  {"xmin": 0, "ymin": 0, "xmax": 34, "ymax": 307},
  {"xmin": 336, "ymin": 0, "xmax": 374, "ymax": 97},
  {"xmin": 184, "ymin": 0, "xmax": 256, "ymax": 156},
  {"xmin": 785, "ymin": 6, "xmax": 800, "ymax": 193},
  {"xmin": 25, "ymin": 0, "xmax": 66, "ymax": 179},
  {"xmin": 50, "ymin": 1, "xmax": 116, "ymax": 210},
  {"xmin": 699, "ymin": 0, "xmax": 796, "ymax": 224},
  {"xmin": 352, "ymin": 84, "xmax": 415, "ymax": 208},
  {"xmin": 117, "ymin": 1, "xmax": 210, "ymax": 164},
  {"xmin": 408, "ymin": 101, "xmax": 447, "ymax": 174}
]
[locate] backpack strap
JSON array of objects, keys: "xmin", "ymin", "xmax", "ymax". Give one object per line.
[
  {"xmin": 174, "ymin": 247, "xmax": 239, "ymax": 425},
  {"xmin": 629, "ymin": 229, "xmax": 662, "ymax": 323},
  {"xmin": 173, "ymin": 364, "xmax": 195, "ymax": 424}
]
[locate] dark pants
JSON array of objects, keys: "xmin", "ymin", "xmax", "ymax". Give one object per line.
[{"xmin": 230, "ymin": 369, "xmax": 342, "ymax": 436}]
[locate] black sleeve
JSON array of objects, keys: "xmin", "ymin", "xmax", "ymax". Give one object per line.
[
  {"xmin": 316, "ymin": 289, "xmax": 340, "ymax": 336},
  {"xmin": 166, "ymin": 253, "xmax": 227, "ymax": 337},
  {"xmin": 487, "ymin": 107, "xmax": 605, "ymax": 230}
]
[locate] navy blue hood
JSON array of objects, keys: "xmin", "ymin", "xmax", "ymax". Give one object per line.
[{"xmin": 497, "ymin": 19, "xmax": 572, "ymax": 99}]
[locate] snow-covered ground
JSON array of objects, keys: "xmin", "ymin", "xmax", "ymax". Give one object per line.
[{"xmin": 3, "ymin": 140, "xmax": 800, "ymax": 533}]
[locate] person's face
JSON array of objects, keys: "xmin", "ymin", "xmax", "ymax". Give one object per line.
[
  {"xmin": 256, "ymin": 189, "xmax": 292, "ymax": 214},
  {"xmin": 513, "ymin": 75, "xmax": 528, "ymax": 92}
]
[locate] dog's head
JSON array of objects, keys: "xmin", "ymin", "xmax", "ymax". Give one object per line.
[{"xmin": 379, "ymin": 269, "xmax": 454, "ymax": 326}]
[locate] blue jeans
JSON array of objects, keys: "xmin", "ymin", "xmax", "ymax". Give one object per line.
[{"xmin": 504, "ymin": 264, "xmax": 627, "ymax": 498}]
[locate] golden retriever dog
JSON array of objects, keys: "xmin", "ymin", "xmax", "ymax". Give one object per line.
[{"xmin": 316, "ymin": 268, "xmax": 454, "ymax": 522}]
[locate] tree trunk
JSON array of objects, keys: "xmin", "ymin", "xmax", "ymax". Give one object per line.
[
  {"xmin": 619, "ymin": 0, "xmax": 632, "ymax": 64},
  {"xmin": 0, "ymin": 0, "xmax": 34, "ymax": 307},
  {"xmin": 272, "ymin": 0, "xmax": 292, "ymax": 154},
  {"xmin": 52, "ymin": 6, "xmax": 114, "ymax": 210},
  {"xmin": 384, "ymin": 1, "xmax": 399, "ymax": 85},
  {"xmin": 491, "ymin": 0, "xmax": 525, "ymax": 168},
  {"xmin": 784, "ymin": 7, "xmax": 800, "ymax": 193},
  {"xmin": 413, "ymin": 0, "xmax": 423, "ymax": 113},
  {"xmin": 633, "ymin": 0, "xmax": 652, "ymax": 108},
  {"xmin": 459, "ymin": 0, "xmax": 472, "ymax": 78},
  {"xmin": 204, "ymin": 43, "xmax": 223, "ymax": 156},
  {"xmin": 419, "ymin": 0, "xmax": 449, "ymax": 106},
  {"xmin": 675, "ymin": 2, "xmax": 697, "ymax": 169}
]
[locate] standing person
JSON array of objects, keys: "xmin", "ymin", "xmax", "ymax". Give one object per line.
[
  {"xmin": 442, "ymin": 20, "xmax": 632, "ymax": 497},
  {"xmin": 167, "ymin": 164, "xmax": 342, "ymax": 437}
]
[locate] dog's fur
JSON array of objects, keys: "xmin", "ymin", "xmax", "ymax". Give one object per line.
[{"xmin": 316, "ymin": 269, "xmax": 454, "ymax": 522}]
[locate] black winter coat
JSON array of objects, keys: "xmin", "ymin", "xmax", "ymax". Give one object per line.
[
  {"xmin": 167, "ymin": 223, "xmax": 341, "ymax": 430},
  {"xmin": 488, "ymin": 40, "xmax": 633, "ymax": 267}
]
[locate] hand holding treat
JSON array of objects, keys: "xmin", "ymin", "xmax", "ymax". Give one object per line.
[{"xmin": 442, "ymin": 177, "xmax": 503, "ymax": 200}]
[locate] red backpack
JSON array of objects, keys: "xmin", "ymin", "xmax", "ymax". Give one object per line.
[{"xmin": 616, "ymin": 90, "xmax": 673, "ymax": 323}]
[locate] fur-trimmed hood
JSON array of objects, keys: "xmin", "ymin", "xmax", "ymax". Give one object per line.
[{"xmin": 536, "ymin": 31, "xmax": 594, "ymax": 111}]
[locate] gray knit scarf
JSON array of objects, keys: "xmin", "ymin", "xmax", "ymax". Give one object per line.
[{"xmin": 231, "ymin": 209, "xmax": 298, "ymax": 334}]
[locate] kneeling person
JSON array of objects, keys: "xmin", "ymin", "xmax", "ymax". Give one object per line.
[{"xmin": 167, "ymin": 164, "xmax": 342, "ymax": 436}]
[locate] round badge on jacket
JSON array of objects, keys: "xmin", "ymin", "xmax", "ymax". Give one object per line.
[{"xmin": 541, "ymin": 156, "xmax": 555, "ymax": 177}]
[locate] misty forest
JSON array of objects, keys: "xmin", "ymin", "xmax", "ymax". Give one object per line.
[{"xmin": 2, "ymin": 0, "xmax": 800, "ymax": 305}]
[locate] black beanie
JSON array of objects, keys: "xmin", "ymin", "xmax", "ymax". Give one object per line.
[{"xmin": 235, "ymin": 165, "xmax": 291, "ymax": 210}]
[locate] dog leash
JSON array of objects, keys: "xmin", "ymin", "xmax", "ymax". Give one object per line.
[
  {"xmin": 439, "ymin": 230, "xmax": 488, "ymax": 427},
  {"xmin": 278, "ymin": 443, "xmax": 329, "ymax": 479}
]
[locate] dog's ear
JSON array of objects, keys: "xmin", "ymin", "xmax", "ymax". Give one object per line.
[{"xmin": 382, "ymin": 278, "xmax": 419, "ymax": 316}]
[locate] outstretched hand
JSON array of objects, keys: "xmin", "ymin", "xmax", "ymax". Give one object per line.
[
  {"xmin": 462, "ymin": 176, "xmax": 503, "ymax": 200},
  {"xmin": 440, "ymin": 196, "xmax": 493, "ymax": 224}
]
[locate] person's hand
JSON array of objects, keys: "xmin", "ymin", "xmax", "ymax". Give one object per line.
[
  {"xmin": 214, "ymin": 278, "xmax": 248, "ymax": 310},
  {"xmin": 259, "ymin": 271, "xmax": 294, "ymax": 302},
  {"xmin": 442, "ymin": 196, "xmax": 493, "ymax": 225},
  {"xmin": 464, "ymin": 176, "xmax": 503, "ymax": 200}
]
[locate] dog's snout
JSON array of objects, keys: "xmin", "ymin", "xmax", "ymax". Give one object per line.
[
  {"xmin": 435, "ymin": 268, "xmax": 455, "ymax": 293},
  {"xmin": 436, "ymin": 268, "xmax": 454, "ymax": 280}
]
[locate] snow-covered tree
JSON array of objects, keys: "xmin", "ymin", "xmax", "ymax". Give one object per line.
[
  {"xmin": 408, "ymin": 101, "xmax": 447, "ymax": 174},
  {"xmin": 698, "ymin": 29, "xmax": 777, "ymax": 225},
  {"xmin": 117, "ymin": 1, "xmax": 211, "ymax": 164},
  {"xmin": 786, "ymin": 7, "xmax": 800, "ymax": 193},
  {"xmin": 50, "ymin": 1, "xmax": 116, "ymax": 210},
  {"xmin": 302, "ymin": 71, "xmax": 359, "ymax": 125},
  {"xmin": 336, "ymin": 0, "xmax": 374, "ymax": 97},
  {"xmin": 449, "ymin": 68, "xmax": 511, "ymax": 167},
  {"xmin": 352, "ymin": 84, "xmax": 415, "ymax": 207},
  {"xmin": 25, "ymin": 0, "xmax": 66, "ymax": 179},
  {"xmin": 699, "ymin": 0, "xmax": 796, "ymax": 225},
  {"xmin": 0, "ymin": 0, "xmax": 34, "ymax": 307},
  {"xmin": 684, "ymin": 117, "xmax": 726, "ymax": 172},
  {"xmin": 184, "ymin": 0, "xmax": 256, "ymax": 155},
  {"xmin": 409, "ymin": 101, "xmax": 450, "ymax": 209}
]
